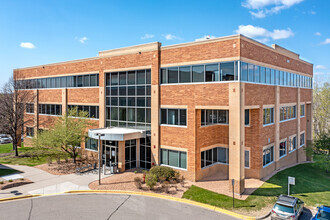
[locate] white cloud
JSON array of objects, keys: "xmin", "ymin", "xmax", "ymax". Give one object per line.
[
  {"xmin": 242, "ymin": 0, "xmax": 304, "ymax": 18},
  {"xmin": 315, "ymin": 65, "xmax": 327, "ymax": 70},
  {"xmin": 164, "ymin": 34, "xmax": 181, "ymax": 40},
  {"xmin": 141, "ymin": 34, "xmax": 155, "ymax": 40},
  {"xmin": 79, "ymin": 36, "xmax": 88, "ymax": 44},
  {"xmin": 315, "ymin": 32, "xmax": 321, "ymax": 36},
  {"xmin": 20, "ymin": 42, "xmax": 36, "ymax": 49},
  {"xmin": 195, "ymin": 35, "xmax": 216, "ymax": 42},
  {"xmin": 321, "ymin": 38, "xmax": 330, "ymax": 45},
  {"xmin": 235, "ymin": 25, "xmax": 294, "ymax": 42}
]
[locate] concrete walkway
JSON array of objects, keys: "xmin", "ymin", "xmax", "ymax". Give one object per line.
[{"xmin": 0, "ymin": 164, "xmax": 108, "ymax": 199}]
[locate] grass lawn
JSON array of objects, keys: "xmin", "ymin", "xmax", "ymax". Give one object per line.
[
  {"xmin": 0, "ymin": 143, "xmax": 47, "ymax": 166},
  {"xmin": 183, "ymin": 163, "xmax": 330, "ymax": 212},
  {"xmin": 0, "ymin": 168, "xmax": 20, "ymax": 177}
]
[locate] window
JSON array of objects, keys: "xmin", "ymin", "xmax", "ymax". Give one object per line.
[
  {"xmin": 67, "ymin": 105, "xmax": 99, "ymax": 119},
  {"xmin": 248, "ymin": 64, "xmax": 254, "ymax": 82},
  {"xmin": 300, "ymin": 133, "xmax": 305, "ymax": 147},
  {"xmin": 221, "ymin": 62, "xmax": 236, "ymax": 81},
  {"xmin": 38, "ymin": 104, "xmax": 62, "ymax": 116},
  {"xmin": 160, "ymin": 108, "xmax": 187, "ymax": 126},
  {"xmin": 263, "ymin": 145, "xmax": 274, "ymax": 167},
  {"xmin": 85, "ymin": 138, "xmax": 98, "ymax": 151},
  {"xmin": 280, "ymin": 106, "xmax": 296, "ymax": 121},
  {"xmin": 241, "ymin": 62, "xmax": 248, "ymax": 81},
  {"xmin": 245, "ymin": 150, "xmax": 250, "ymax": 168},
  {"xmin": 289, "ymin": 136, "xmax": 297, "ymax": 153},
  {"xmin": 26, "ymin": 127, "xmax": 34, "ymax": 137},
  {"xmin": 201, "ymin": 109, "xmax": 229, "ymax": 126},
  {"xmin": 161, "ymin": 149, "xmax": 187, "ymax": 169},
  {"xmin": 26, "ymin": 103, "xmax": 34, "ymax": 114},
  {"xmin": 300, "ymin": 104, "xmax": 305, "ymax": 117},
  {"xmin": 168, "ymin": 67, "xmax": 178, "ymax": 83},
  {"xmin": 263, "ymin": 108, "xmax": 274, "ymax": 125},
  {"xmin": 201, "ymin": 147, "xmax": 229, "ymax": 168},
  {"xmin": 245, "ymin": 109, "xmax": 250, "ymax": 126},
  {"xmin": 279, "ymin": 140, "xmax": 286, "ymax": 158},
  {"xmin": 192, "ymin": 65, "xmax": 204, "ymax": 82},
  {"xmin": 179, "ymin": 66, "xmax": 191, "ymax": 83},
  {"xmin": 139, "ymin": 137, "xmax": 151, "ymax": 169},
  {"xmin": 205, "ymin": 64, "xmax": 219, "ymax": 82}
]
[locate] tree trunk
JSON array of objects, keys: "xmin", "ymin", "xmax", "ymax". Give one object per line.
[{"xmin": 13, "ymin": 140, "xmax": 19, "ymax": 157}]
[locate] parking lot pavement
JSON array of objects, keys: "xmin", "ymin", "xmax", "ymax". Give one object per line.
[{"xmin": 0, "ymin": 194, "xmax": 242, "ymax": 220}]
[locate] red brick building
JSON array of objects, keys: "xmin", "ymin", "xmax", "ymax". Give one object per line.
[{"xmin": 15, "ymin": 34, "xmax": 313, "ymax": 193}]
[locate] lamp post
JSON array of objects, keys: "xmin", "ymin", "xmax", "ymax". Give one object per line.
[{"xmin": 96, "ymin": 133, "xmax": 105, "ymax": 185}]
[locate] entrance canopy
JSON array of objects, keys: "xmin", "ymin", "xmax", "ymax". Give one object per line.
[{"xmin": 88, "ymin": 127, "xmax": 146, "ymax": 141}]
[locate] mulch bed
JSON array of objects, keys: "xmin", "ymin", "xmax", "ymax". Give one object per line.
[
  {"xmin": 0, "ymin": 178, "xmax": 33, "ymax": 190},
  {"xmin": 35, "ymin": 159, "xmax": 97, "ymax": 175}
]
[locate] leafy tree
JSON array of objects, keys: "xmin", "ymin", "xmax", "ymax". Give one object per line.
[
  {"xmin": 0, "ymin": 76, "xmax": 35, "ymax": 157},
  {"xmin": 313, "ymin": 82, "xmax": 330, "ymax": 138},
  {"xmin": 311, "ymin": 132, "xmax": 330, "ymax": 173},
  {"xmin": 33, "ymin": 107, "xmax": 93, "ymax": 163}
]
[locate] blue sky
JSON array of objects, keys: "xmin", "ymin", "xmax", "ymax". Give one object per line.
[{"xmin": 1, "ymin": 0, "xmax": 329, "ymax": 86}]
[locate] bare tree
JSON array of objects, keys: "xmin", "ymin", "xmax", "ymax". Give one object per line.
[{"xmin": 0, "ymin": 74, "xmax": 35, "ymax": 156}]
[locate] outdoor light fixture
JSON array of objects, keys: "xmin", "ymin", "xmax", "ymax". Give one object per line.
[{"xmin": 96, "ymin": 133, "xmax": 105, "ymax": 185}]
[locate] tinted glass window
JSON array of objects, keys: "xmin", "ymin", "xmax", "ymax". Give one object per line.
[
  {"xmin": 137, "ymin": 70, "xmax": 145, "ymax": 84},
  {"xmin": 221, "ymin": 62, "xmax": 235, "ymax": 81},
  {"xmin": 179, "ymin": 66, "xmax": 191, "ymax": 83},
  {"xmin": 84, "ymin": 75, "xmax": 90, "ymax": 87},
  {"xmin": 168, "ymin": 67, "xmax": 178, "ymax": 83},
  {"xmin": 241, "ymin": 62, "xmax": 248, "ymax": 81},
  {"xmin": 127, "ymin": 71, "xmax": 135, "ymax": 85},
  {"xmin": 90, "ymin": 74, "xmax": 98, "ymax": 86},
  {"xmin": 248, "ymin": 64, "xmax": 254, "ymax": 82},
  {"xmin": 192, "ymin": 65, "xmax": 204, "ymax": 82},
  {"xmin": 161, "ymin": 69, "xmax": 167, "ymax": 84},
  {"xmin": 205, "ymin": 64, "xmax": 219, "ymax": 82},
  {"xmin": 119, "ymin": 72, "xmax": 126, "ymax": 85}
]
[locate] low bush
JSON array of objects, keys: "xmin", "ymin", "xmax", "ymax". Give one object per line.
[
  {"xmin": 8, "ymin": 179, "xmax": 13, "ymax": 182},
  {"xmin": 149, "ymin": 166, "xmax": 179, "ymax": 181},
  {"xmin": 134, "ymin": 177, "xmax": 142, "ymax": 189},
  {"xmin": 145, "ymin": 173, "xmax": 157, "ymax": 190},
  {"xmin": 0, "ymin": 181, "xmax": 3, "ymax": 184}
]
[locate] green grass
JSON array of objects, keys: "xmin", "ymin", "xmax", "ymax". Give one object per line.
[
  {"xmin": 0, "ymin": 143, "xmax": 47, "ymax": 166},
  {"xmin": 0, "ymin": 168, "xmax": 20, "ymax": 177},
  {"xmin": 183, "ymin": 163, "xmax": 330, "ymax": 212}
]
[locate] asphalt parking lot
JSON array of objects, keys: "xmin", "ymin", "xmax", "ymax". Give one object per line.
[{"xmin": 0, "ymin": 193, "xmax": 242, "ymax": 220}]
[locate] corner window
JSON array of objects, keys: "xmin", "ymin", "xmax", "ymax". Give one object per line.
[{"xmin": 161, "ymin": 149, "xmax": 187, "ymax": 169}]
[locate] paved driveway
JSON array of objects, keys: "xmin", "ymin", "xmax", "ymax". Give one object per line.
[{"xmin": 0, "ymin": 193, "xmax": 241, "ymax": 220}]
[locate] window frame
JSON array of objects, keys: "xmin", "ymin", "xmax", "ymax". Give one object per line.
[
  {"xmin": 160, "ymin": 148, "xmax": 187, "ymax": 170},
  {"xmin": 160, "ymin": 108, "xmax": 187, "ymax": 127},
  {"xmin": 263, "ymin": 145, "xmax": 274, "ymax": 167},
  {"xmin": 279, "ymin": 140, "xmax": 287, "ymax": 159}
]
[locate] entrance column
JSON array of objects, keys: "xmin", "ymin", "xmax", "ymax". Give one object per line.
[
  {"xmin": 118, "ymin": 141, "xmax": 125, "ymax": 172},
  {"xmin": 228, "ymin": 82, "xmax": 245, "ymax": 194}
]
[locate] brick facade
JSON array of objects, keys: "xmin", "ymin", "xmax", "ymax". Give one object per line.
[{"xmin": 17, "ymin": 35, "xmax": 313, "ymax": 192}]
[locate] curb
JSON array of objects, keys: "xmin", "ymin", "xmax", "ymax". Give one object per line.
[
  {"xmin": 65, "ymin": 190, "xmax": 256, "ymax": 220},
  {"xmin": 0, "ymin": 194, "xmax": 41, "ymax": 202}
]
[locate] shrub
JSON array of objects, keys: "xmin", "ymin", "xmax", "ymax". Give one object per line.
[
  {"xmin": 0, "ymin": 181, "xmax": 3, "ymax": 184},
  {"xmin": 20, "ymin": 178, "xmax": 25, "ymax": 181},
  {"xmin": 134, "ymin": 177, "xmax": 142, "ymax": 189},
  {"xmin": 149, "ymin": 166, "xmax": 178, "ymax": 181},
  {"xmin": 134, "ymin": 171, "xmax": 137, "ymax": 174},
  {"xmin": 8, "ymin": 179, "xmax": 13, "ymax": 182},
  {"xmin": 145, "ymin": 173, "xmax": 157, "ymax": 190}
]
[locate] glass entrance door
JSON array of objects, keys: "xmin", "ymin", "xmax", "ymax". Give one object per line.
[{"xmin": 102, "ymin": 141, "xmax": 118, "ymax": 168}]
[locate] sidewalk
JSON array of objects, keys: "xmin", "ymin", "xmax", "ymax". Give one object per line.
[{"xmin": 0, "ymin": 164, "xmax": 108, "ymax": 199}]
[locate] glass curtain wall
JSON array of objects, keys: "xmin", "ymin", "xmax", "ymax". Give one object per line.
[{"xmin": 105, "ymin": 69, "xmax": 152, "ymax": 169}]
